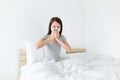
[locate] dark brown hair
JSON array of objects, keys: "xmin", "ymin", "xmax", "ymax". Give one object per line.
[{"xmin": 47, "ymin": 17, "xmax": 63, "ymax": 35}]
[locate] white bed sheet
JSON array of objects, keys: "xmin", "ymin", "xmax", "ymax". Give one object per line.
[{"xmin": 20, "ymin": 52, "xmax": 120, "ymax": 80}]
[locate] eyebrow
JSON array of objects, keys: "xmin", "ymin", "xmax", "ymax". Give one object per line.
[{"xmin": 52, "ymin": 26, "xmax": 60, "ymax": 27}]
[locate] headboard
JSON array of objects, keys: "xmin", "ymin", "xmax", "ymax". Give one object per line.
[
  {"xmin": 19, "ymin": 49, "xmax": 26, "ymax": 68},
  {"xmin": 19, "ymin": 49, "xmax": 26, "ymax": 79}
]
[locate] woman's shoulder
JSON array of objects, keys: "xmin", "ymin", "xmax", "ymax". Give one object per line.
[
  {"xmin": 60, "ymin": 35, "xmax": 66, "ymax": 40},
  {"xmin": 42, "ymin": 34, "xmax": 49, "ymax": 39},
  {"xmin": 60, "ymin": 34, "xmax": 65, "ymax": 37}
]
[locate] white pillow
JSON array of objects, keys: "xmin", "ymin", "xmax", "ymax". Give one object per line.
[{"xmin": 24, "ymin": 41, "xmax": 44, "ymax": 65}]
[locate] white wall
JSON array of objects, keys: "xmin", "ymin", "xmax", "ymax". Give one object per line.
[
  {"xmin": 0, "ymin": 0, "xmax": 18, "ymax": 80},
  {"xmin": 0, "ymin": 0, "xmax": 83, "ymax": 80},
  {"xmin": 16, "ymin": 0, "xmax": 84, "ymax": 48},
  {"xmin": 84, "ymin": 0, "xmax": 120, "ymax": 59}
]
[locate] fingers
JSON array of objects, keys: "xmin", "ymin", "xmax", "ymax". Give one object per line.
[
  {"xmin": 55, "ymin": 31, "xmax": 60, "ymax": 39},
  {"xmin": 50, "ymin": 30, "xmax": 59, "ymax": 40}
]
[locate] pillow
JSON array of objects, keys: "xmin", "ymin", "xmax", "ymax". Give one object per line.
[{"xmin": 24, "ymin": 41, "xmax": 44, "ymax": 65}]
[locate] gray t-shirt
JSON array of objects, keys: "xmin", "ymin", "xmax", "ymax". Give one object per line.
[{"xmin": 42, "ymin": 34, "xmax": 66, "ymax": 61}]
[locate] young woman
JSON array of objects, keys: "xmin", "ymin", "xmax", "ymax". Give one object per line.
[{"xmin": 36, "ymin": 17, "xmax": 71, "ymax": 61}]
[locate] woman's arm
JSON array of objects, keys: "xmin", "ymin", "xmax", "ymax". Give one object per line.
[
  {"xmin": 55, "ymin": 30, "xmax": 71, "ymax": 52},
  {"xmin": 36, "ymin": 33, "xmax": 55, "ymax": 49},
  {"xmin": 54, "ymin": 30, "xmax": 71, "ymax": 52},
  {"xmin": 56, "ymin": 38, "xmax": 71, "ymax": 52},
  {"xmin": 35, "ymin": 38, "xmax": 49, "ymax": 49}
]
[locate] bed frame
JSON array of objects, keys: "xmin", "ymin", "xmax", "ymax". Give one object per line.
[
  {"xmin": 19, "ymin": 48, "xmax": 86, "ymax": 79},
  {"xmin": 19, "ymin": 49, "xmax": 26, "ymax": 79},
  {"xmin": 19, "ymin": 49, "xmax": 26, "ymax": 68},
  {"xmin": 19, "ymin": 48, "xmax": 86, "ymax": 67}
]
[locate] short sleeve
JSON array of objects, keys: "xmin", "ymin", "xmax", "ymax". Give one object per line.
[
  {"xmin": 42, "ymin": 34, "xmax": 48, "ymax": 39},
  {"xmin": 60, "ymin": 35, "xmax": 66, "ymax": 41}
]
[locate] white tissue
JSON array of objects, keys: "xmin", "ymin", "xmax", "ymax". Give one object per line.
[{"xmin": 51, "ymin": 27, "xmax": 60, "ymax": 32}]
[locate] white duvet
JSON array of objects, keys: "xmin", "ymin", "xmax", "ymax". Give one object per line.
[{"xmin": 20, "ymin": 53, "xmax": 120, "ymax": 80}]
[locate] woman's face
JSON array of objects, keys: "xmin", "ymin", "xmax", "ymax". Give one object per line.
[{"xmin": 51, "ymin": 21, "xmax": 61, "ymax": 32}]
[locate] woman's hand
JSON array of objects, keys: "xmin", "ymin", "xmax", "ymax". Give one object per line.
[
  {"xmin": 48, "ymin": 31, "xmax": 55, "ymax": 41},
  {"xmin": 54, "ymin": 30, "xmax": 60, "ymax": 40}
]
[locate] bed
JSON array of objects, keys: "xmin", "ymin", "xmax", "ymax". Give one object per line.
[{"xmin": 19, "ymin": 48, "xmax": 120, "ymax": 80}]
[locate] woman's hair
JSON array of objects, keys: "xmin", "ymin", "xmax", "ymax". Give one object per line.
[{"xmin": 47, "ymin": 17, "xmax": 63, "ymax": 35}]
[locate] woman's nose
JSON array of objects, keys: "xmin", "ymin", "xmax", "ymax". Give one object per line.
[{"xmin": 55, "ymin": 27, "xmax": 58, "ymax": 29}]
